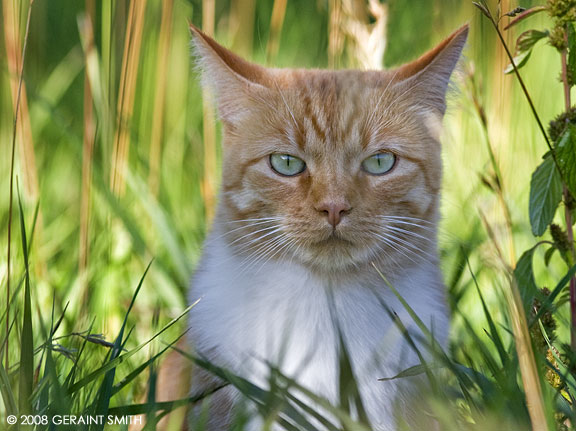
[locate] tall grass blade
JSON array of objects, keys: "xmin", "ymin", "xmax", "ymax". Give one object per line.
[
  {"xmin": 0, "ymin": 359, "xmax": 17, "ymax": 418},
  {"xmin": 110, "ymin": 0, "xmax": 147, "ymax": 196},
  {"xmin": 17, "ymin": 190, "xmax": 33, "ymax": 414},
  {"xmin": 266, "ymin": 0, "xmax": 287, "ymax": 63},
  {"xmin": 505, "ymin": 276, "xmax": 552, "ymax": 431},
  {"xmin": 92, "ymin": 260, "xmax": 153, "ymax": 428},
  {"xmin": 3, "ymin": 0, "xmax": 34, "ymax": 370},
  {"xmin": 148, "ymin": 0, "xmax": 174, "ymax": 196},
  {"xmin": 466, "ymin": 256, "xmax": 508, "ymax": 367},
  {"xmin": 79, "ymin": 0, "xmax": 97, "ymax": 303},
  {"xmin": 68, "ymin": 302, "xmax": 196, "ymax": 395}
]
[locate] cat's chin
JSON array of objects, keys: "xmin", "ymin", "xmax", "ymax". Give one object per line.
[{"xmin": 295, "ymin": 237, "xmax": 374, "ymax": 273}]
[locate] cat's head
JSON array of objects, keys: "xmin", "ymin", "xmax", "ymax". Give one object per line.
[{"xmin": 191, "ymin": 24, "xmax": 468, "ymax": 274}]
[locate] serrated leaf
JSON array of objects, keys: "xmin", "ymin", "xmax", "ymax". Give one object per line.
[
  {"xmin": 514, "ymin": 246, "xmax": 538, "ymax": 307},
  {"xmin": 556, "ymin": 127, "xmax": 576, "ymax": 198},
  {"xmin": 504, "ymin": 30, "xmax": 547, "ymax": 74},
  {"xmin": 516, "ymin": 29, "xmax": 548, "ymax": 52},
  {"xmin": 529, "ymin": 156, "xmax": 562, "ymax": 236}
]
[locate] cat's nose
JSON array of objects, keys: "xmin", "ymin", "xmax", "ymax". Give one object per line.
[{"xmin": 315, "ymin": 202, "xmax": 351, "ymax": 228}]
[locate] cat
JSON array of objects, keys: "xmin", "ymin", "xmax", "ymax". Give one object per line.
[{"xmin": 187, "ymin": 23, "xmax": 468, "ymax": 430}]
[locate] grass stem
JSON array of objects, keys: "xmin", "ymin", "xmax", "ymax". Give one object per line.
[{"xmin": 3, "ymin": 0, "xmax": 34, "ymax": 371}]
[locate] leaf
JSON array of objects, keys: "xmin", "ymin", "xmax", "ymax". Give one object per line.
[
  {"xmin": 531, "ymin": 264, "xmax": 576, "ymax": 325},
  {"xmin": 514, "ymin": 246, "xmax": 538, "ymax": 307},
  {"xmin": 379, "ymin": 364, "xmax": 439, "ymax": 381},
  {"xmin": 529, "ymin": 155, "xmax": 562, "ymax": 236},
  {"xmin": 556, "ymin": 127, "xmax": 576, "ymax": 198},
  {"xmin": 504, "ymin": 30, "xmax": 547, "ymax": 74},
  {"xmin": 503, "ymin": 6, "xmax": 548, "ymax": 30},
  {"xmin": 504, "ymin": 49, "xmax": 532, "ymax": 74},
  {"xmin": 544, "ymin": 246, "xmax": 556, "ymax": 266}
]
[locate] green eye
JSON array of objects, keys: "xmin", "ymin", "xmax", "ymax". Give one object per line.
[
  {"xmin": 269, "ymin": 154, "xmax": 306, "ymax": 176},
  {"xmin": 361, "ymin": 152, "xmax": 396, "ymax": 175}
]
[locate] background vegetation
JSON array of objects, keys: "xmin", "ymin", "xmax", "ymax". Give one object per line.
[{"xmin": 1, "ymin": 0, "xmax": 575, "ymax": 429}]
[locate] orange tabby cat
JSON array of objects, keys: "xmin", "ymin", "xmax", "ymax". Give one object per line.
[{"xmin": 187, "ymin": 23, "xmax": 468, "ymax": 430}]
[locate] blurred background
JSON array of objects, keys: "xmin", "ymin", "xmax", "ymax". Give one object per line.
[{"xmin": 0, "ymin": 0, "xmax": 568, "ymax": 414}]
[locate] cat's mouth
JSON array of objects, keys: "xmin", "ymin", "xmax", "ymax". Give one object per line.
[{"xmin": 319, "ymin": 229, "xmax": 352, "ymax": 243}]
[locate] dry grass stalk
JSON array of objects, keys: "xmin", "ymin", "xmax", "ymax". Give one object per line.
[
  {"xmin": 507, "ymin": 277, "xmax": 549, "ymax": 431},
  {"xmin": 79, "ymin": 0, "xmax": 97, "ymax": 300},
  {"xmin": 227, "ymin": 0, "xmax": 256, "ymax": 58},
  {"xmin": 201, "ymin": 0, "xmax": 217, "ymax": 223},
  {"xmin": 2, "ymin": 0, "xmax": 35, "ymax": 370},
  {"xmin": 329, "ymin": 0, "xmax": 388, "ymax": 69},
  {"xmin": 266, "ymin": 0, "xmax": 288, "ymax": 63},
  {"xmin": 148, "ymin": 0, "xmax": 174, "ymax": 197},
  {"xmin": 2, "ymin": 0, "xmax": 39, "ymax": 200},
  {"xmin": 480, "ymin": 212, "xmax": 549, "ymax": 431},
  {"xmin": 328, "ymin": 0, "xmax": 344, "ymax": 68},
  {"xmin": 110, "ymin": 0, "xmax": 147, "ymax": 196}
]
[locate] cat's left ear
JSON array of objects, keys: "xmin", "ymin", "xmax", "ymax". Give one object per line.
[
  {"xmin": 394, "ymin": 24, "xmax": 469, "ymax": 116},
  {"xmin": 189, "ymin": 22, "xmax": 273, "ymax": 126}
]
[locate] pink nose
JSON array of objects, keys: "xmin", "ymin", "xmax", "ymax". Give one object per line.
[{"xmin": 315, "ymin": 202, "xmax": 351, "ymax": 228}]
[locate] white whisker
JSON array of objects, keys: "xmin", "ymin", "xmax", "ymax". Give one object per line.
[{"xmin": 384, "ymin": 225, "xmax": 434, "ymax": 243}]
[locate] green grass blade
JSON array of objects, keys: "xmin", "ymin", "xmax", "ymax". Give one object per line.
[
  {"xmin": 68, "ymin": 302, "xmax": 196, "ymax": 395},
  {"xmin": 17, "ymin": 191, "xmax": 33, "ymax": 415},
  {"xmin": 466, "ymin": 256, "xmax": 509, "ymax": 368},
  {"xmin": 0, "ymin": 359, "xmax": 18, "ymax": 417},
  {"xmin": 111, "ymin": 332, "xmax": 187, "ymax": 397},
  {"xmin": 531, "ymin": 264, "xmax": 576, "ymax": 324}
]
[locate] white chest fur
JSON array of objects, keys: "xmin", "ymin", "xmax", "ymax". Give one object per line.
[{"xmin": 188, "ymin": 233, "xmax": 448, "ymax": 429}]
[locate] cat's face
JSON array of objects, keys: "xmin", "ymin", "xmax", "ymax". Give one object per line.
[{"xmin": 192, "ymin": 25, "xmax": 468, "ymax": 273}]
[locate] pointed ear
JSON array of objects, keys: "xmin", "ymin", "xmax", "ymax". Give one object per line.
[
  {"xmin": 189, "ymin": 23, "xmax": 273, "ymax": 125},
  {"xmin": 394, "ymin": 24, "xmax": 469, "ymax": 115}
]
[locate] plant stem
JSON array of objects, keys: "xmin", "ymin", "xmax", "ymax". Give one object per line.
[
  {"xmin": 560, "ymin": 28, "xmax": 576, "ymax": 350},
  {"xmin": 488, "ymin": 13, "xmax": 552, "ymax": 152},
  {"xmin": 4, "ymin": 0, "xmax": 34, "ymax": 370}
]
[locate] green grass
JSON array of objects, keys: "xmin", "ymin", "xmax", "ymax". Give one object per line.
[{"xmin": 1, "ymin": 0, "xmax": 576, "ymax": 429}]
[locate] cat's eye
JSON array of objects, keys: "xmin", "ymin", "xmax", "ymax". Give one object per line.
[
  {"xmin": 361, "ymin": 152, "xmax": 396, "ymax": 175},
  {"xmin": 269, "ymin": 154, "xmax": 306, "ymax": 176}
]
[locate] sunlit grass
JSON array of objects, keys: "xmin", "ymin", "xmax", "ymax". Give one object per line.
[{"xmin": 1, "ymin": 0, "xmax": 575, "ymax": 429}]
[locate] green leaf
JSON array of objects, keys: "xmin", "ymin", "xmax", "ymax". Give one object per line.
[
  {"xmin": 556, "ymin": 127, "xmax": 576, "ymax": 198},
  {"xmin": 379, "ymin": 364, "xmax": 439, "ymax": 381},
  {"xmin": 529, "ymin": 156, "xmax": 562, "ymax": 236},
  {"xmin": 514, "ymin": 246, "xmax": 538, "ymax": 307},
  {"xmin": 531, "ymin": 264, "xmax": 576, "ymax": 325},
  {"xmin": 504, "ymin": 49, "xmax": 532, "ymax": 74},
  {"xmin": 544, "ymin": 246, "xmax": 556, "ymax": 266},
  {"xmin": 504, "ymin": 30, "xmax": 547, "ymax": 74}
]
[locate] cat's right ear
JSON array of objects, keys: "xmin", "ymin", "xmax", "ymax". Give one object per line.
[{"xmin": 190, "ymin": 23, "xmax": 272, "ymax": 126}]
